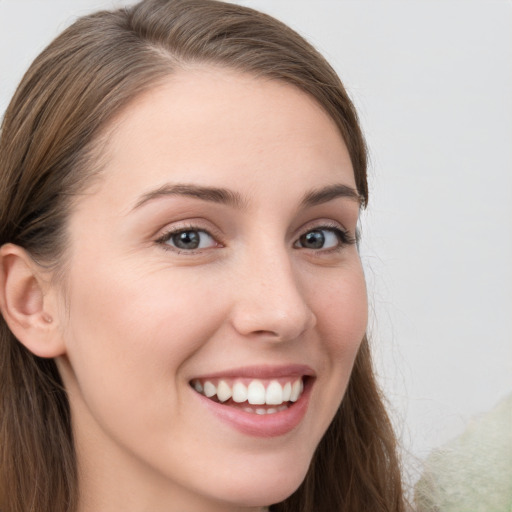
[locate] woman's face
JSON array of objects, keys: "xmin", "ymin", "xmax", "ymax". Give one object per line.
[{"xmin": 55, "ymin": 67, "xmax": 367, "ymax": 511}]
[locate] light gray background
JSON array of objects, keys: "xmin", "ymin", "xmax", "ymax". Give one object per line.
[{"xmin": 1, "ymin": 0, "xmax": 511, "ymax": 489}]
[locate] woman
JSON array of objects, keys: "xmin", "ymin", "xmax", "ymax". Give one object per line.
[{"xmin": 0, "ymin": 1, "xmax": 405, "ymax": 511}]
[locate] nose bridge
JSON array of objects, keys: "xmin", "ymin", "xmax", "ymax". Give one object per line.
[{"xmin": 230, "ymin": 238, "xmax": 316, "ymax": 341}]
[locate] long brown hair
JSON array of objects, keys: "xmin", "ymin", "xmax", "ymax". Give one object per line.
[{"xmin": 0, "ymin": 1, "xmax": 404, "ymax": 510}]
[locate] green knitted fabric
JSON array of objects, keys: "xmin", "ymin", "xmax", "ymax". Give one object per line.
[{"xmin": 415, "ymin": 393, "xmax": 512, "ymax": 512}]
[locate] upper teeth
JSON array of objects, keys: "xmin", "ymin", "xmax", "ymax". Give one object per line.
[{"xmin": 192, "ymin": 378, "xmax": 304, "ymax": 406}]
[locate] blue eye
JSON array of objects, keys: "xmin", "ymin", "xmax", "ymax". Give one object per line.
[
  {"xmin": 295, "ymin": 227, "xmax": 352, "ymax": 250},
  {"xmin": 161, "ymin": 229, "xmax": 217, "ymax": 251}
]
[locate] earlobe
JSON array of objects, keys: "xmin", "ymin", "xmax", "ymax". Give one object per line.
[{"xmin": 0, "ymin": 243, "xmax": 65, "ymax": 358}]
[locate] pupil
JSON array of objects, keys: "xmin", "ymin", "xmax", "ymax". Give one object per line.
[
  {"xmin": 173, "ymin": 231, "xmax": 200, "ymax": 249},
  {"xmin": 302, "ymin": 231, "xmax": 324, "ymax": 249}
]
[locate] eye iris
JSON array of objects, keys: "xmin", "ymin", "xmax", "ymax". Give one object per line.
[
  {"xmin": 301, "ymin": 230, "xmax": 325, "ymax": 249},
  {"xmin": 172, "ymin": 231, "xmax": 200, "ymax": 250}
]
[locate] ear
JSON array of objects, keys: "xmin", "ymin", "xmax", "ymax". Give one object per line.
[{"xmin": 0, "ymin": 243, "xmax": 65, "ymax": 358}]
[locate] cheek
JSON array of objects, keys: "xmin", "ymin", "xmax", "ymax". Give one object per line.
[
  {"xmin": 60, "ymin": 261, "xmax": 227, "ymax": 420},
  {"xmin": 313, "ymin": 262, "xmax": 368, "ymax": 353},
  {"xmin": 67, "ymin": 262, "xmax": 217, "ymax": 352},
  {"xmin": 308, "ymin": 262, "xmax": 367, "ymax": 422},
  {"xmin": 57, "ymin": 262, "xmax": 235, "ymax": 483}
]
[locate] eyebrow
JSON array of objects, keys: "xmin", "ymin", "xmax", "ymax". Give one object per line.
[
  {"xmin": 132, "ymin": 183, "xmax": 248, "ymax": 211},
  {"xmin": 300, "ymin": 184, "xmax": 363, "ymax": 208},
  {"xmin": 132, "ymin": 182, "xmax": 362, "ymax": 212}
]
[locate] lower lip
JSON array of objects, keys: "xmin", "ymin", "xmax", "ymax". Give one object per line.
[{"xmin": 192, "ymin": 380, "xmax": 313, "ymax": 437}]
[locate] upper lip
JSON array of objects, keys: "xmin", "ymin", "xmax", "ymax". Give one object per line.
[{"xmin": 190, "ymin": 364, "xmax": 315, "ymax": 381}]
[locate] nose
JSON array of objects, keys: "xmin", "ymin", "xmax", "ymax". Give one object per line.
[{"xmin": 229, "ymin": 246, "xmax": 317, "ymax": 342}]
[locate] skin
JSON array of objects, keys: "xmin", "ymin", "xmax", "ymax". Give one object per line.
[{"xmin": 47, "ymin": 67, "xmax": 368, "ymax": 512}]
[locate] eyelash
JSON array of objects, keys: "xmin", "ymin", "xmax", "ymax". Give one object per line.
[
  {"xmin": 294, "ymin": 224, "xmax": 357, "ymax": 253},
  {"xmin": 155, "ymin": 223, "xmax": 356, "ymax": 255},
  {"xmin": 155, "ymin": 224, "xmax": 221, "ymax": 254}
]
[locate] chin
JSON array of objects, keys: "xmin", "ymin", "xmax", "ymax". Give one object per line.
[{"xmin": 209, "ymin": 457, "xmax": 310, "ymax": 508}]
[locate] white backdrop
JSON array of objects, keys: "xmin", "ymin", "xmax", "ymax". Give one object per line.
[{"xmin": 1, "ymin": 0, "xmax": 511, "ymax": 489}]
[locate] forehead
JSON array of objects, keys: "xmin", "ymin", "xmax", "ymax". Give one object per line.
[{"xmin": 84, "ymin": 67, "xmax": 355, "ymax": 212}]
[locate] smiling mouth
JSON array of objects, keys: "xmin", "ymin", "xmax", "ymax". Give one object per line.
[{"xmin": 189, "ymin": 376, "xmax": 308, "ymax": 415}]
